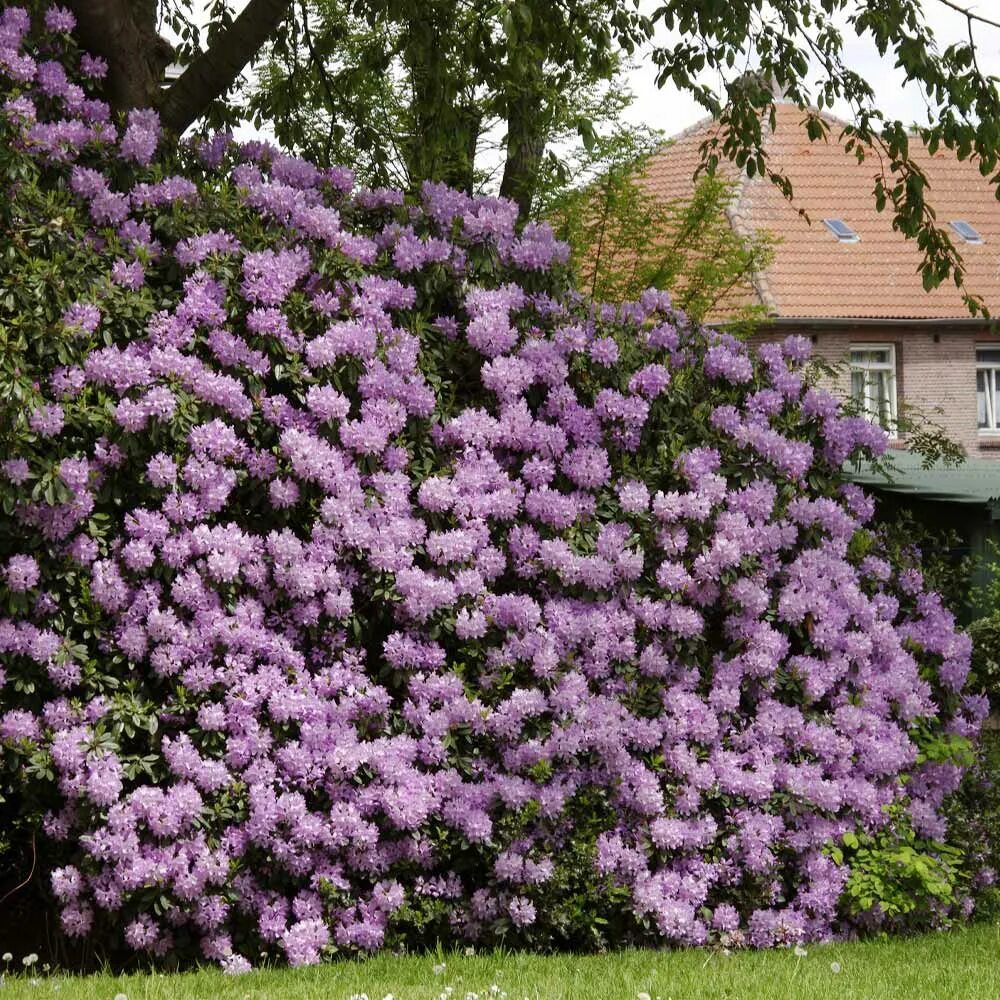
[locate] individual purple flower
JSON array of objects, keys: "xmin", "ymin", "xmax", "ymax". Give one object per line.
[
  {"xmin": 2, "ymin": 457, "xmax": 30, "ymax": 483},
  {"xmin": 146, "ymin": 453, "xmax": 176, "ymax": 487},
  {"xmin": 241, "ymin": 247, "xmax": 311, "ymax": 305},
  {"xmin": 62, "ymin": 302, "xmax": 101, "ymax": 334},
  {"xmin": 269, "ymin": 478, "xmax": 299, "ymax": 509},
  {"xmin": 44, "ymin": 7, "xmax": 76, "ymax": 33},
  {"xmin": 281, "ymin": 919, "xmax": 329, "ymax": 966},
  {"xmin": 111, "ymin": 258, "xmax": 145, "ymax": 289},
  {"xmin": 508, "ymin": 897, "xmax": 537, "ymax": 927},
  {"xmin": 119, "ymin": 108, "xmax": 160, "ymax": 166},
  {"xmin": 617, "ymin": 479, "xmax": 650, "ymax": 513},
  {"xmin": 589, "ymin": 336, "xmax": 619, "ymax": 366},
  {"xmin": 79, "ymin": 53, "xmax": 107, "ymax": 79},
  {"xmin": 28, "ymin": 403, "xmax": 64, "ymax": 437},
  {"xmin": 6, "ymin": 554, "xmax": 40, "ymax": 591}
]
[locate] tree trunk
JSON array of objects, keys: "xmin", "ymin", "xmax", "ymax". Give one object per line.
[
  {"xmin": 400, "ymin": 4, "xmax": 481, "ymax": 195},
  {"xmin": 159, "ymin": 0, "xmax": 296, "ymax": 134},
  {"xmin": 499, "ymin": 59, "xmax": 547, "ymax": 222},
  {"xmin": 66, "ymin": 0, "xmax": 171, "ymax": 115}
]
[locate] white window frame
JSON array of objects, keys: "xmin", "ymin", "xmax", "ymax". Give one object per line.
[
  {"xmin": 849, "ymin": 344, "xmax": 898, "ymax": 437},
  {"xmin": 976, "ymin": 347, "xmax": 1000, "ymax": 436}
]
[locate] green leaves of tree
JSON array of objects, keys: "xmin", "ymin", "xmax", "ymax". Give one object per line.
[
  {"xmin": 649, "ymin": 0, "xmax": 1000, "ymax": 315},
  {"xmin": 246, "ymin": 0, "xmax": 653, "ymax": 219}
]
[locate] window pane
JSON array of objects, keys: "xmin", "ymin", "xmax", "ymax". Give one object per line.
[
  {"xmin": 850, "ymin": 348, "xmax": 891, "ymax": 367},
  {"xmin": 850, "ymin": 370, "xmax": 865, "ymax": 408},
  {"xmin": 877, "ymin": 371, "xmax": 893, "ymax": 428},
  {"xmin": 849, "ymin": 349, "xmax": 896, "ymax": 434},
  {"xmin": 978, "ymin": 370, "xmax": 989, "ymax": 428},
  {"xmin": 977, "ymin": 348, "xmax": 1000, "ymax": 366}
]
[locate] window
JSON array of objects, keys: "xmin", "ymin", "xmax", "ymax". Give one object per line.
[
  {"xmin": 850, "ymin": 345, "xmax": 897, "ymax": 434},
  {"xmin": 823, "ymin": 218, "xmax": 860, "ymax": 242},
  {"xmin": 977, "ymin": 348, "xmax": 1000, "ymax": 434},
  {"xmin": 951, "ymin": 220, "xmax": 983, "ymax": 244}
]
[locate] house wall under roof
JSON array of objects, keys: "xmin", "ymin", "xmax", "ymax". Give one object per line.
[
  {"xmin": 751, "ymin": 321, "xmax": 1000, "ymax": 459},
  {"xmin": 633, "ymin": 100, "xmax": 1000, "ymax": 460}
]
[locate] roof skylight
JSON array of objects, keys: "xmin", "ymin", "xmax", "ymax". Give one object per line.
[
  {"xmin": 950, "ymin": 220, "xmax": 983, "ymax": 244},
  {"xmin": 823, "ymin": 218, "xmax": 860, "ymax": 243}
]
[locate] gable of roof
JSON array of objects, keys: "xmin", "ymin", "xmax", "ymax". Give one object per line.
[{"xmin": 639, "ymin": 103, "xmax": 1000, "ymax": 321}]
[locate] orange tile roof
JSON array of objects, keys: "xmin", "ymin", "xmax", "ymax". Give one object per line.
[{"xmin": 639, "ymin": 103, "xmax": 1000, "ymax": 320}]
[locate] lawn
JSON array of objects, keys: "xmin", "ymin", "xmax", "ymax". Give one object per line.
[{"xmin": 3, "ymin": 923, "xmax": 998, "ymax": 1000}]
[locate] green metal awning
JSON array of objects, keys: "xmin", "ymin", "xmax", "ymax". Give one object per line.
[{"xmin": 845, "ymin": 450, "xmax": 1000, "ymax": 511}]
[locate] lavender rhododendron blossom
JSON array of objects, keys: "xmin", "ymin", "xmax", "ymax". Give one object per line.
[{"xmin": 0, "ymin": 3, "xmax": 986, "ymax": 970}]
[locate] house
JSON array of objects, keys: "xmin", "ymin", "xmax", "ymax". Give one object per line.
[{"xmin": 638, "ymin": 100, "xmax": 1000, "ymax": 461}]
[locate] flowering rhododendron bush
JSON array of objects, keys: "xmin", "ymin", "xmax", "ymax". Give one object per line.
[{"xmin": 0, "ymin": 5, "xmax": 987, "ymax": 970}]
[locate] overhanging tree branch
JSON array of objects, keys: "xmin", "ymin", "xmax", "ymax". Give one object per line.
[{"xmin": 159, "ymin": 0, "xmax": 296, "ymax": 134}]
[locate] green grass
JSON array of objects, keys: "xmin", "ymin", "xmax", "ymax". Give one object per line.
[{"xmin": 4, "ymin": 923, "xmax": 999, "ymax": 1000}]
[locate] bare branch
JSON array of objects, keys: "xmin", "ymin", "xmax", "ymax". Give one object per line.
[
  {"xmin": 933, "ymin": 0, "xmax": 1000, "ymax": 32},
  {"xmin": 0, "ymin": 832, "xmax": 36, "ymax": 908}
]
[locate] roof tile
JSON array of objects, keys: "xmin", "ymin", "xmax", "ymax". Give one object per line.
[{"xmin": 640, "ymin": 104, "xmax": 1000, "ymax": 320}]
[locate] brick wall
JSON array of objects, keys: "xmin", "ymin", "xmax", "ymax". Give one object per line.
[{"xmin": 752, "ymin": 324, "xmax": 1000, "ymax": 459}]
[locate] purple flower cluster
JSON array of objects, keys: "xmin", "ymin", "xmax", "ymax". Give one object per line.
[{"xmin": 0, "ymin": 5, "xmax": 985, "ymax": 969}]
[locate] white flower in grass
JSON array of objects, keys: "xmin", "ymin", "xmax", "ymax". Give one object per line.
[
  {"xmin": 221, "ymin": 954, "xmax": 252, "ymax": 976},
  {"xmin": 1, "ymin": 953, "xmax": 11, "ymax": 962},
  {"xmin": 794, "ymin": 945, "xmax": 807, "ymax": 957},
  {"xmin": 638, "ymin": 992, "xmax": 653, "ymax": 1000},
  {"xmin": 831, "ymin": 961, "xmax": 842, "ymax": 974},
  {"xmin": 22, "ymin": 954, "xmax": 38, "ymax": 967},
  {"xmin": 433, "ymin": 962, "xmax": 447, "ymax": 976},
  {"xmin": 113, "ymin": 993, "xmax": 129, "ymax": 1000}
]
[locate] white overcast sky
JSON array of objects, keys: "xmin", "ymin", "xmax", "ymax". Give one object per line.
[
  {"xmin": 181, "ymin": 1, "xmax": 1000, "ymax": 149},
  {"xmin": 621, "ymin": 0, "xmax": 1000, "ymax": 138}
]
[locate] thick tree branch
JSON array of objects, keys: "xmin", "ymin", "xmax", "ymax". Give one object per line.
[{"xmin": 159, "ymin": 0, "xmax": 296, "ymax": 134}]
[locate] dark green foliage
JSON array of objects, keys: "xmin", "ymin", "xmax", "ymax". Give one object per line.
[
  {"xmin": 947, "ymin": 731, "xmax": 1000, "ymax": 923},
  {"xmin": 968, "ymin": 617, "xmax": 1000, "ymax": 709}
]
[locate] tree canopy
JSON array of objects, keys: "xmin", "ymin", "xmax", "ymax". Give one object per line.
[{"xmin": 247, "ymin": 0, "xmax": 649, "ymax": 219}]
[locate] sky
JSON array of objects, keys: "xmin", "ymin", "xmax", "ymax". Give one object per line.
[{"xmin": 621, "ymin": 0, "xmax": 1000, "ymax": 140}]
